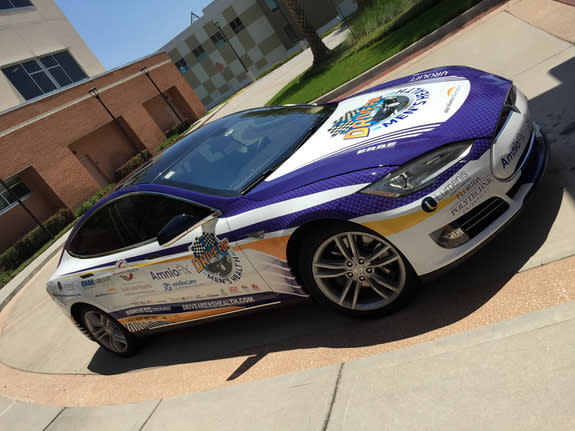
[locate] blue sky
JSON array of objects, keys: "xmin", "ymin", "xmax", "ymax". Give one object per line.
[{"xmin": 54, "ymin": 0, "xmax": 213, "ymax": 70}]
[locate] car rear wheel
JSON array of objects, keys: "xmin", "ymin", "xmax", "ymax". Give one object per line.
[
  {"xmin": 298, "ymin": 223, "xmax": 418, "ymax": 317},
  {"xmin": 79, "ymin": 306, "xmax": 138, "ymax": 356}
]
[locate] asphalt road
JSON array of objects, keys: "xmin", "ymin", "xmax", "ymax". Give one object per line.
[{"xmin": 0, "ymin": 0, "xmax": 574, "ymax": 407}]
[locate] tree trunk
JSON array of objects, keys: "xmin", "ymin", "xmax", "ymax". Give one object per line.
[{"xmin": 284, "ymin": 0, "xmax": 331, "ymax": 65}]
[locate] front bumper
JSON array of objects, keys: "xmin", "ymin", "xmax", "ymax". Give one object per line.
[{"xmin": 385, "ymin": 121, "xmax": 547, "ymax": 276}]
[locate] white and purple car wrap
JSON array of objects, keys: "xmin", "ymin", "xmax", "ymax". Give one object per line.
[{"xmin": 47, "ymin": 66, "xmax": 547, "ymax": 340}]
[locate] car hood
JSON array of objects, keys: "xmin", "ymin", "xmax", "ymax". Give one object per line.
[{"xmin": 249, "ymin": 66, "xmax": 511, "ymax": 201}]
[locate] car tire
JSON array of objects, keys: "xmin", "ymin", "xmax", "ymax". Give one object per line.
[
  {"xmin": 297, "ymin": 222, "xmax": 419, "ymax": 318},
  {"xmin": 79, "ymin": 305, "xmax": 139, "ymax": 357}
]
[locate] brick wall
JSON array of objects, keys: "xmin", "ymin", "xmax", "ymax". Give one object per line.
[{"xmin": 0, "ymin": 53, "xmax": 206, "ymax": 249}]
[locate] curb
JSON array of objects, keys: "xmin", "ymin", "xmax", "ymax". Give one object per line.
[
  {"xmin": 314, "ymin": 0, "xmax": 508, "ymax": 103},
  {"xmin": 0, "ymin": 233, "xmax": 68, "ymax": 312}
]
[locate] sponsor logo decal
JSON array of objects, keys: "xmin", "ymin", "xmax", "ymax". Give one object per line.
[
  {"xmin": 444, "ymin": 86, "xmax": 461, "ymax": 113},
  {"xmin": 328, "ymin": 87, "xmax": 431, "ymax": 140},
  {"xmin": 120, "ymin": 284, "xmax": 154, "ymax": 296},
  {"xmin": 421, "ymin": 197, "xmax": 438, "ymax": 213},
  {"xmin": 409, "ymin": 70, "xmax": 448, "ymax": 82},
  {"xmin": 162, "ymin": 279, "xmax": 198, "ymax": 292},
  {"xmin": 150, "ymin": 264, "xmax": 193, "ymax": 281},
  {"xmin": 501, "ymin": 135, "xmax": 524, "ymax": 169},
  {"xmin": 95, "ymin": 276, "xmax": 112, "ymax": 285},
  {"xmin": 357, "ymin": 142, "xmax": 396, "ymax": 155},
  {"xmin": 422, "ymin": 169, "xmax": 470, "ymax": 210},
  {"xmin": 114, "ymin": 259, "xmax": 135, "ymax": 281},
  {"xmin": 449, "ymin": 175, "xmax": 494, "ymax": 216},
  {"xmin": 125, "ymin": 305, "xmax": 172, "ymax": 316},
  {"xmin": 189, "ymin": 233, "xmax": 243, "ymax": 285},
  {"xmin": 95, "ymin": 287, "xmax": 119, "ymax": 298},
  {"xmin": 181, "ymin": 296, "xmax": 256, "ymax": 312}
]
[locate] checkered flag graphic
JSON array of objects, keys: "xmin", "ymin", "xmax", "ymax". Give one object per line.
[
  {"xmin": 328, "ymin": 108, "xmax": 361, "ymax": 136},
  {"xmin": 190, "ymin": 233, "xmax": 218, "ymax": 257}
]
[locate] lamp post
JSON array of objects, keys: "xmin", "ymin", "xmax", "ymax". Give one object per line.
[
  {"xmin": 214, "ymin": 21, "xmax": 255, "ymax": 83},
  {"xmin": 0, "ymin": 177, "xmax": 53, "ymax": 239},
  {"xmin": 140, "ymin": 66, "xmax": 185, "ymax": 126},
  {"xmin": 88, "ymin": 87, "xmax": 144, "ymax": 159}
]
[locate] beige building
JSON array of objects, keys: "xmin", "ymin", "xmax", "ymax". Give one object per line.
[
  {"xmin": 0, "ymin": 0, "xmax": 105, "ymax": 111},
  {"xmin": 161, "ymin": 0, "xmax": 357, "ymax": 109}
]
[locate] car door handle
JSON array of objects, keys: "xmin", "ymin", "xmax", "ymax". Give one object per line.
[{"xmin": 145, "ymin": 253, "xmax": 164, "ymax": 260}]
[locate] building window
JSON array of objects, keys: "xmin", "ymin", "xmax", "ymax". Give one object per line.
[
  {"xmin": 0, "ymin": 0, "xmax": 32, "ymax": 11},
  {"xmin": 283, "ymin": 24, "xmax": 299, "ymax": 44},
  {"xmin": 0, "ymin": 177, "xmax": 31, "ymax": 215},
  {"xmin": 265, "ymin": 0, "xmax": 279, "ymax": 12},
  {"xmin": 1, "ymin": 51, "xmax": 87, "ymax": 101},
  {"xmin": 229, "ymin": 17, "xmax": 245, "ymax": 34},
  {"xmin": 210, "ymin": 32, "xmax": 226, "ymax": 48},
  {"xmin": 192, "ymin": 45, "xmax": 207, "ymax": 61},
  {"xmin": 175, "ymin": 58, "xmax": 190, "ymax": 74}
]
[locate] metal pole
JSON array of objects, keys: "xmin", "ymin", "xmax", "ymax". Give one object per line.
[
  {"xmin": 0, "ymin": 178, "xmax": 54, "ymax": 239},
  {"xmin": 88, "ymin": 88, "xmax": 145, "ymax": 160},
  {"xmin": 140, "ymin": 67, "xmax": 185, "ymax": 125},
  {"xmin": 215, "ymin": 22, "xmax": 255, "ymax": 82}
]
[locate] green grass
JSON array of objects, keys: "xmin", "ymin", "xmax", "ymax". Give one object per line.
[
  {"xmin": 345, "ymin": 0, "xmax": 422, "ymax": 45},
  {"xmin": 267, "ymin": 0, "xmax": 482, "ymax": 106},
  {"xmin": 0, "ymin": 220, "xmax": 77, "ymax": 290}
]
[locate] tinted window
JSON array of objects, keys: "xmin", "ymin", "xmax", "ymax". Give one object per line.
[
  {"xmin": 68, "ymin": 207, "xmax": 124, "ymax": 256},
  {"xmin": 2, "ymin": 64, "xmax": 42, "ymax": 100},
  {"xmin": 211, "ymin": 32, "xmax": 225, "ymax": 48},
  {"xmin": 110, "ymin": 194, "xmax": 211, "ymax": 244},
  {"xmin": 1, "ymin": 52, "xmax": 86, "ymax": 101},
  {"xmin": 69, "ymin": 194, "xmax": 212, "ymax": 257},
  {"xmin": 0, "ymin": 176, "xmax": 31, "ymax": 214},
  {"xmin": 0, "ymin": 0, "xmax": 32, "ymax": 10},
  {"xmin": 229, "ymin": 17, "xmax": 245, "ymax": 34},
  {"xmin": 53, "ymin": 52, "xmax": 87, "ymax": 82}
]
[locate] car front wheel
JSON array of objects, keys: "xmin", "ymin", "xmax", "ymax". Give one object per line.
[
  {"xmin": 79, "ymin": 306, "xmax": 139, "ymax": 356},
  {"xmin": 298, "ymin": 223, "xmax": 418, "ymax": 317}
]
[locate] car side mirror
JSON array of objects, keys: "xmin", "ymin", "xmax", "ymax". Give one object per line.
[{"xmin": 157, "ymin": 211, "xmax": 221, "ymax": 247}]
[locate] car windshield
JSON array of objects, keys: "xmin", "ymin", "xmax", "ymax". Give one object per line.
[{"xmin": 153, "ymin": 105, "xmax": 335, "ymax": 196}]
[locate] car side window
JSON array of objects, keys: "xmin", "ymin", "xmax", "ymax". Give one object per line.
[
  {"xmin": 68, "ymin": 193, "xmax": 212, "ymax": 257},
  {"xmin": 110, "ymin": 194, "xmax": 211, "ymax": 244},
  {"xmin": 68, "ymin": 206, "xmax": 125, "ymax": 256}
]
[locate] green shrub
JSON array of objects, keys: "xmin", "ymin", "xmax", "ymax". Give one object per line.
[
  {"xmin": 115, "ymin": 151, "xmax": 151, "ymax": 180},
  {"xmin": 156, "ymin": 133, "xmax": 183, "ymax": 152},
  {"xmin": 164, "ymin": 121, "xmax": 190, "ymax": 138},
  {"xmin": 74, "ymin": 183, "xmax": 115, "ymax": 218},
  {"xmin": 0, "ymin": 208, "xmax": 74, "ymax": 272}
]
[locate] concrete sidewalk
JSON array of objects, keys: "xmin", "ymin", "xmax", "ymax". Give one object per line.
[{"xmin": 1, "ymin": 299, "xmax": 573, "ymax": 430}]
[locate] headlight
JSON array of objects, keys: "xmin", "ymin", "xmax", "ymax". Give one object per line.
[{"xmin": 360, "ymin": 142, "xmax": 473, "ymax": 197}]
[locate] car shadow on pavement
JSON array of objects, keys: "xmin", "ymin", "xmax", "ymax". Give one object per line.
[
  {"xmin": 527, "ymin": 55, "xmax": 575, "ymax": 201},
  {"xmin": 87, "ymin": 164, "xmax": 563, "ymax": 376}
]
